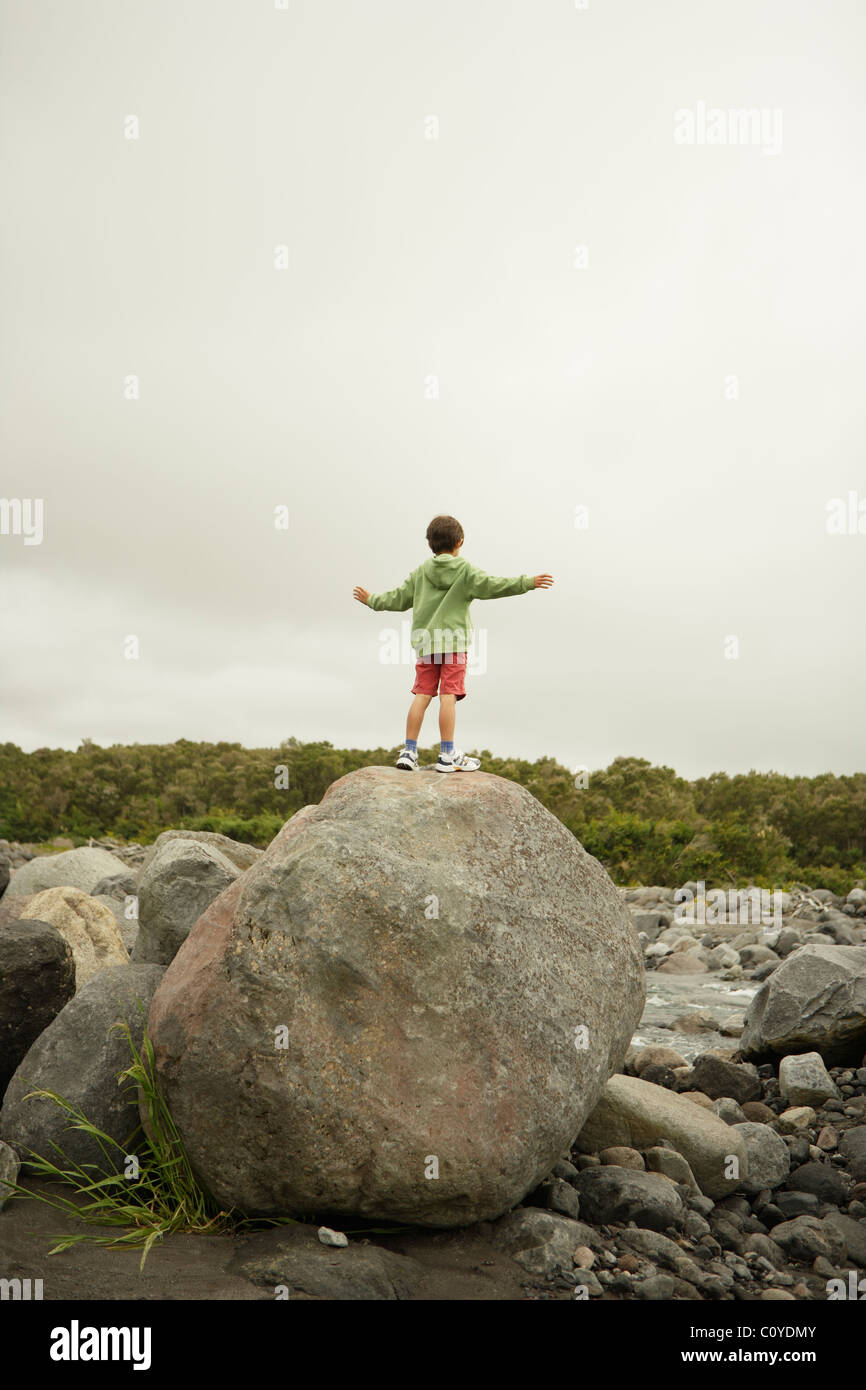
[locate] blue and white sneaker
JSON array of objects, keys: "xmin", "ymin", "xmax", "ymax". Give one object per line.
[
  {"xmin": 396, "ymin": 746, "xmax": 419, "ymax": 771},
  {"xmin": 434, "ymin": 748, "xmax": 481, "ymax": 773}
]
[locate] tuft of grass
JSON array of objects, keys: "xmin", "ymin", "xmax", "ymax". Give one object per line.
[{"xmin": 3, "ymin": 1016, "xmax": 298, "ymax": 1269}]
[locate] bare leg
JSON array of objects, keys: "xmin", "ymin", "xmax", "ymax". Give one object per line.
[
  {"xmin": 439, "ymin": 693, "xmax": 456, "ymax": 744},
  {"xmin": 406, "ymin": 693, "xmax": 432, "ymax": 741}
]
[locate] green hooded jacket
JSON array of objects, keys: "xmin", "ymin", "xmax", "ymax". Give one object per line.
[{"xmin": 366, "ymin": 553, "xmax": 534, "ymax": 657}]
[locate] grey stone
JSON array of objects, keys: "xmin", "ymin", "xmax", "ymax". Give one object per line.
[
  {"xmin": 778, "ymin": 1052, "xmax": 840, "ymax": 1108},
  {"xmin": 533, "ymin": 1177, "xmax": 581, "ymax": 1220},
  {"xmin": 91, "ymin": 871, "xmax": 138, "ymax": 901},
  {"xmin": 0, "ymin": 919, "xmax": 76, "ymax": 1096},
  {"xmin": 839, "ymin": 1126, "xmax": 866, "ymax": 1182},
  {"xmin": 783, "ymin": 1161, "xmax": 850, "ymax": 1206},
  {"xmin": 770, "ymin": 1215, "xmax": 847, "ymax": 1264},
  {"xmin": 577, "ymin": 1073, "xmax": 749, "ymax": 1199},
  {"xmin": 231, "ymin": 1224, "xmax": 422, "ymax": 1299},
  {"xmin": 0, "ymin": 1137, "xmax": 19, "ymax": 1208},
  {"xmin": 636, "ymin": 1273, "xmax": 675, "ymax": 1298},
  {"xmin": 132, "ymin": 838, "xmax": 240, "ymax": 966},
  {"xmin": 743, "ymin": 1232, "xmax": 787, "ymax": 1268},
  {"xmin": 137, "ymin": 829, "xmax": 263, "ymax": 878},
  {"xmin": 691, "ymin": 1053, "xmax": 761, "ymax": 1104},
  {"xmin": 732, "ymin": 1122, "xmax": 790, "ymax": 1195},
  {"xmin": 5, "ymin": 847, "xmax": 127, "ymax": 900},
  {"xmin": 574, "ymin": 1167, "xmax": 687, "ymax": 1232},
  {"xmin": 491, "ymin": 1208, "xmax": 597, "ymax": 1278},
  {"xmin": 740, "ymin": 944, "xmax": 866, "ymax": 1064},
  {"xmin": 0, "ymin": 964, "xmax": 164, "ymax": 1172},
  {"xmin": 644, "ymin": 1146, "xmax": 700, "ymax": 1193},
  {"xmin": 147, "ymin": 769, "xmax": 645, "ymax": 1225},
  {"xmin": 822, "ymin": 1211, "xmax": 866, "ymax": 1268},
  {"xmin": 619, "ymin": 1227, "xmax": 685, "ymax": 1269},
  {"xmin": 710, "ymin": 1097, "xmax": 747, "ymax": 1125}
]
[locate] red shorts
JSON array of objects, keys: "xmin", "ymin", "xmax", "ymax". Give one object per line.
[{"xmin": 412, "ymin": 651, "xmax": 467, "ymax": 700}]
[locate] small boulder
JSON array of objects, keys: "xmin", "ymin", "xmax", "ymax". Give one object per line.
[
  {"xmin": 740, "ymin": 944, "xmax": 866, "ymax": 1064},
  {"xmin": 732, "ymin": 1122, "xmax": 791, "ymax": 1195},
  {"xmin": 18, "ymin": 888, "xmax": 128, "ymax": 987},
  {"xmin": 574, "ymin": 1166, "xmax": 687, "ymax": 1232},
  {"xmin": 691, "ymin": 1053, "xmax": 761, "ymax": 1104},
  {"xmin": 0, "ymin": 919, "xmax": 76, "ymax": 1096},
  {"xmin": 490, "ymin": 1208, "xmax": 599, "ymax": 1279},
  {"xmin": 778, "ymin": 1052, "xmax": 840, "ymax": 1108},
  {"xmin": 4, "ymin": 847, "xmax": 128, "ymax": 901},
  {"xmin": 133, "ymin": 838, "xmax": 241, "ymax": 966},
  {"xmin": 0, "ymin": 964, "xmax": 164, "ymax": 1172},
  {"xmin": 771, "ymin": 1215, "xmax": 846, "ymax": 1265}
]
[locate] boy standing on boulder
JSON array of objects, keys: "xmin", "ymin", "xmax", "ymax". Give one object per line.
[{"xmin": 353, "ymin": 514, "xmax": 552, "ymax": 773}]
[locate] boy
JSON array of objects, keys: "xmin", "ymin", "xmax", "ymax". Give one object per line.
[{"xmin": 353, "ymin": 514, "xmax": 553, "ymax": 772}]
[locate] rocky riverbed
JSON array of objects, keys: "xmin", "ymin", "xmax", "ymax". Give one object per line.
[{"xmin": 1, "ymin": 823, "xmax": 865, "ymax": 1301}]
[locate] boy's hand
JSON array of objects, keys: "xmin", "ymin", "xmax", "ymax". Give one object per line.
[
  {"xmin": 353, "ymin": 586, "xmax": 371, "ymax": 604},
  {"xmin": 533, "ymin": 574, "xmax": 553, "ymax": 589}
]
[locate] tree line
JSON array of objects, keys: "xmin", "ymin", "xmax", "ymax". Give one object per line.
[{"xmin": 1, "ymin": 739, "xmax": 863, "ymax": 892}]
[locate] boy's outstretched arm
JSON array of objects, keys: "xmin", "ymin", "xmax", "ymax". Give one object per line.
[
  {"xmin": 353, "ymin": 572, "xmax": 416, "ymax": 611},
  {"xmin": 466, "ymin": 566, "xmax": 554, "ymax": 599}
]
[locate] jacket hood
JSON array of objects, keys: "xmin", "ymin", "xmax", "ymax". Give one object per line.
[{"xmin": 422, "ymin": 553, "xmax": 467, "ymax": 589}]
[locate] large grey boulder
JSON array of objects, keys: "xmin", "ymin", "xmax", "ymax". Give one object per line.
[
  {"xmin": 17, "ymin": 887, "xmax": 128, "ymax": 988},
  {"xmin": 5, "ymin": 847, "xmax": 127, "ymax": 901},
  {"xmin": 132, "ymin": 838, "xmax": 241, "ymax": 966},
  {"xmin": 740, "ymin": 944, "xmax": 866, "ymax": 1064},
  {"xmin": 147, "ymin": 767, "xmax": 645, "ymax": 1226},
  {"xmin": 0, "ymin": 964, "xmax": 164, "ymax": 1172},
  {"xmin": 576, "ymin": 1073, "xmax": 749, "ymax": 1199},
  {"xmin": 0, "ymin": 919, "xmax": 76, "ymax": 1097}
]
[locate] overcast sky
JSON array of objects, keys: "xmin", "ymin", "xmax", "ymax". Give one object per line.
[{"xmin": 2, "ymin": 0, "xmax": 864, "ymax": 779}]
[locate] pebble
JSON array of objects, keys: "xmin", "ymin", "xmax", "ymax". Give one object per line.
[{"xmin": 317, "ymin": 1227, "xmax": 348, "ymax": 1247}]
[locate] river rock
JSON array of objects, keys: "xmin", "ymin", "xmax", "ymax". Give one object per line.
[
  {"xmin": 576, "ymin": 1073, "xmax": 748, "ymax": 1199},
  {"xmin": 0, "ymin": 919, "xmax": 76, "ymax": 1097},
  {"xmin": 147, "ymin": 767, "xmax": 645, "ymax": 1224},
  {"xmin": 783, "ymin": 1161, "xmax": 851, "ymax": 1206},
  {"xmin": 490, "ymin": 1208, "xmax": 600, "ymax": 1279},
  {"xmin": 0, "ymin": 964, "xmax": 164, "ymax": 1172},
  {"xmin": 732, "ymin": 1122, "xmax": 790, "ymax": 1194},
  {"xmin": 691, "ymin": 1053, "xmax": 761, "ymax": 1104},
  {"xmin": 770, "ymin": 1215, "xmax": 846, "ymax": 1264},
  {"xmin": 740, "ymin": 944, "xmax": 866, "ymax": 1064},
  {"xmin": 132, "ymin": 838, "xmax": 242, "ymax": 967},
  {"xmin": 778, "ymin": 1051, "xmax": 840, "ymax": 1107},
  {"xmin": 17, "ymin": 888, "xmax": 128, "ymax": 987},
  {"xmin": 91, "ymin": 871, "xmax": 138, "ymax": 901},
  {"xmin": 5, "ymin": 847, "xmax": 127, "ymax": 900},
  {"xmin": 574, "ymin": 1166, "xmax": 687, "ymax": 1231},
  {"xmin": 137, "ymin": 829, "xmax": 264, "ymax": 877},
  {"xmin": 839, "ymin": 1126, "xmax": 866, "ymax": 1182}
]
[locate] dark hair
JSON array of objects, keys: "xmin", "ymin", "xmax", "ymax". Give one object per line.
[{"xmin": 426, "ymin": 515, "xmax": 464, "ymax": 554}]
